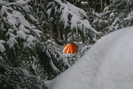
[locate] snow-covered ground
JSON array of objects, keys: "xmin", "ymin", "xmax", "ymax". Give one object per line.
[{"xmin": 45, "ymin": 26, "xmax": 133, "ymax": 89}]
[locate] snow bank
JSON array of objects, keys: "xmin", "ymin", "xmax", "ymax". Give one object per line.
[{"xmin": 46, "ymin": 26, "xmax": 133, "ymax": 89}]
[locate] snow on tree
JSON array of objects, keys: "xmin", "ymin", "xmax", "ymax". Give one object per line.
[
  {"xmin": 92, "ymin": 0, "xmax": 133, "ymax": 34},
  {"xmin": 0, "ymin": 0, "xmax": 43, "ymax": 67},
  {"xmin": 0, "ymin": 63, "xmax": 46, "ymax": 89},
  {"xmin": 2, "ymin": 0, "xmax": 132, "ymax": 89},
  {"xmin": 0, "ymin": 0, "xmax": 70, "ymax": 79},
  {"xmin": 46, "ymin": 0, "xmax": 101, "ymax": 44},
  {"xmin": 0, "ymin": 1, "xmax": 77, "ymax": 87}
]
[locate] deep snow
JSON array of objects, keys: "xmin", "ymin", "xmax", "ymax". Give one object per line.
[{"xmin": 45, "ymin": 26, "xmax": 133, "ymax": 89}]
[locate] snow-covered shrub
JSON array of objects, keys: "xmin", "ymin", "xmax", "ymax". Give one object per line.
[
  {"xmin": 46, "ymin": 0, "xmax": 101, "ymax": 43},
  {"xmin": 0, "ymin": 0, "xmax": 69, "ymax": 82},
  {"xmin": 0, "ymin": 0, "xmax": 42, "ymax": 67},
  {"xmin": 36, "ymin": 42, "xmax": 70, "ymax": 80},
  {"xmin": 0, "ymin": 63, "xmax": 46, "ymax": 89},
  {"xmin": 92, "ymin": 0, "xmax": 133, "ymax": 34}
]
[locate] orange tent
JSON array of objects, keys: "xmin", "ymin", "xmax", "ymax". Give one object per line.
[{"xmin": 63, "ymin": 43, "xmax": 78, "ymax": 54}]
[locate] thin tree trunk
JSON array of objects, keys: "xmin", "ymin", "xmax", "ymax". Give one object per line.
[
  {"xmin": 53, "ymin": 23, "xmax": 58, "ymax": 43},
  {"xmin": 64, "ymin": 29, "xmax": 67, "ymax": 44},
  {"xmin": 100, "ymin": 0, "xmax": 103, "ymax": 12},
  {"xmin": 82, "ymin": 37, "xmax": 84, "ymax": 44},
  {"xmin": 131, "ymin": 0, "xmax": 133, "ymax": 4},
  {"xmin": 60, "ymin": 27, "xmax": 63, "ymax": 45},
  {"xmin": 106, "ymin": 0, "xmax": 110, "ymax": 5}
]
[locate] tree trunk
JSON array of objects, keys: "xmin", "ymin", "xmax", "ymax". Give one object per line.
[
  {"xmin": 131, "ymin": 0, "xmax": 133, "ymax": 4},
  {"xmin": 106, "ymin": 0, "xmax": 110, "ymax": 5},
  {"xmin": 53, "ymin": 23, "xmax": 58, "ymax": 43},
  {"xmin": 64, "ymin": 29, "xmax": 67, "ymax": 44},
  {"xmin": 100, "ymin": 0, "xmax": 103, "ymax": 12},
  {"xmin": 82, "ymin": 37, "xmax": 85, "ymax": 44},
  {"xmin": 59, "ymin": 26, "xmax": 63, "ymax": 41},
  {"xmin": 59, "ymin": 27, "xmax": 64, "ymax": 45}
]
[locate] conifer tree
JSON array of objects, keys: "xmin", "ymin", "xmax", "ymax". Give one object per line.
[
  {"xmin": 92, "ymin": 0, "xmax": 133, "ymax": 34},
  {"xmin": 0, "ymin": 0, "xmax": 104, "ymax": 88},
  {"xmin": 0, "ymin": 0, "xmax": 69, "ymax": 88}
]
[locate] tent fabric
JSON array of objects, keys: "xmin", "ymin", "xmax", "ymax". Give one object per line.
[{"xmin": 63, "ymin": 43, "xmax": 78, "ymax": 54}]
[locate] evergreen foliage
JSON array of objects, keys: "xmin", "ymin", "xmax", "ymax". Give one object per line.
[
  {"xmin": 1, "ymin": 0, "xmax": 133, "ymax": 89},
  {"xmin": 47, "ymin": 0, "xmax": 101, "ymax": 44},
  {"xmin": 0, "ymin": 0, "xmax": 69, "ymax": 88},
  {"xmin": 0, "ymin": 63, "xmax": 45, "ymax": 89},
  {"xmin": 91, "ymin": 0, "xmax": 133, "ymax": 34}
]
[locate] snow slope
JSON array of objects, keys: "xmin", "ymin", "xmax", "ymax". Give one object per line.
[{"xmin": 45, "ymin": 26, "xmax": 133, "ymax": 89}]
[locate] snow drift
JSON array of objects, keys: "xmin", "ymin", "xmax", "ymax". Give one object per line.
[{"xmin": 46, "ymin": 26, "xmax": 133, "ymax": 89}]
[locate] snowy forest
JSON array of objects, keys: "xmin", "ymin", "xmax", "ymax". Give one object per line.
[{"xmin": 0, "ymin": 0, "xmax": 133, "ymax": 89}]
